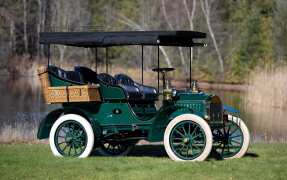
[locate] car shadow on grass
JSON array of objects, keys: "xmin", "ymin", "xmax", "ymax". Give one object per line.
[{"xmin": 92, "ymin": 144, "xmax": 259, "ymax": 160}]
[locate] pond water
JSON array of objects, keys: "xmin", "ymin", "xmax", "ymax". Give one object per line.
[{"xmin": 0, "ymin": 76, "xmax": 287, "ymax": 143}]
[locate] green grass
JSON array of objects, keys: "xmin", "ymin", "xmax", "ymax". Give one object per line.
[{"xmin": 0, "ymin": 143, "xmax": 286, "ymax": 180}]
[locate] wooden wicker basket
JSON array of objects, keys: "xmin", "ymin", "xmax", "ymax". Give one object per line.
[{"xmin": 37, "ymin": 66, "xmax": 101, "ymax": 104}]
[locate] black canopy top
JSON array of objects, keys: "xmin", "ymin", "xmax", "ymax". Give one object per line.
[{"xmin": 39, "ymin": 31, "xmax": 206, "ymax": 47}]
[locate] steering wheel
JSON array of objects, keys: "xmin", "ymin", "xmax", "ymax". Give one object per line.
[{"xmin": 152, "ymin": 67, "xmax": 175, "ymax": 73}]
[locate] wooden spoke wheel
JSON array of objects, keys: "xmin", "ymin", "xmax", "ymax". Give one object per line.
[
  {"xmin": 49, "ymin": 114, "xmax": 94, "ymax": 158},
  {"xmin": 212, "ymin": 115, "xmax": 250, "ymax": 159},
  {"xmin": 97, "ymin": 141, "xmax": 136, "ymax": 156},
  {"xmin": 164, "ymin": 114, "xmax": 213, "ymax": 161}
]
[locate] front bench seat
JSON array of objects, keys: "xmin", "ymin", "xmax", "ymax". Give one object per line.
[
  {"xmin": 115, "ymin": 74, "xmax": 158, "ymax": 101},
  {"xmin": 114, "ymin": 74, "xmax": 142, "ymax": 101},
  {"xmin": 134, "ymin": 82, "xmax": 158, "ymax": 100}
]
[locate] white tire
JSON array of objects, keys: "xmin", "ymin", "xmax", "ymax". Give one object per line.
[
  {"xmin": 223, "ymin": 115, "xmax": 250, "ymax": 159},
  {"xmin": 49, "ymin": 114, "xmax": 94, "ymax": 158},
  {"xmin": 164, "ymin": 114, "xmax": 213, "ymax": 161}
]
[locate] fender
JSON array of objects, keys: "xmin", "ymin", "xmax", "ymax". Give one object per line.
[
  {"xmin": 223, "ymin": 105, "xmax": 239, "ymax": 114},
  {"xmin": 37, "ymin": 107, "xmax": 101, "ymax": 139},
  {"xmin": 37, "ymin": 109, "xmax": 63, "ymax": 139},
  {"xmin": 63, "ymin": 106, "xmax": 102, "ymax": 138},
  {"xmin": 148, "ymin": 106, "xmax": 193, "ymax": 142}
]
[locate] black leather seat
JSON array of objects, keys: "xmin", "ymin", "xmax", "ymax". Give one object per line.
[
  {"xmin": 134, "ymin": 83, "xmax": 158, "ymax": 100},
  {"xmin": 73, "ymin": 66, "xmax": 157, "ymax": 101},
  {"xmin": 74, "ymin": 66, "xmax": 97, "ymax": 84},
  {"xmin": 48, "ymin": 65, "xmax": 83, "ymax": 84},
  {"xmin": 115, "ymin": 74, "xmax": 158, "ymax": 101},
  {"xmin": 97, "ymin": 73, "xmax": 117, "ymax": 85},
  {"xmin": 114, "ymin": 74, "xmax": 142, "ymax": 100}
]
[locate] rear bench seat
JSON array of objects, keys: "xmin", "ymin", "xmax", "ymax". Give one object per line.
[{"xmin": 47, "ymin": 65, "xmax": 84, "ymax": 85}]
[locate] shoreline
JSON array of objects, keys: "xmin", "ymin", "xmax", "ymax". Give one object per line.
[{"xmin": 164, "ymin": 80, "xmax": 248, "ymax": 92}]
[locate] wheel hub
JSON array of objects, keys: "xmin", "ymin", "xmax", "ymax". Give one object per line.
[
  {"xmin": 183, "ymin": 136, "xmax": 194, "ymax": 145},
  {"xmin": 183, "ymin": 137, "xmax": 189, "ymax": 144}
]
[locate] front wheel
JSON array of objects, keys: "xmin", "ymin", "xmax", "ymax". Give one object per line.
[
  {"xmin": 164, "ymin": 114, "xmax": 213, "ymax": 161},
  {"xmin": 49, "ymin": 114, "xmax": 94, "ymax": 158},
  {"xmin": 212, "ymin": 115, "xmax": 250, "ymax": 159}
]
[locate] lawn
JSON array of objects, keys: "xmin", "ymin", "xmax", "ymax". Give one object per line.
[{"xmin": 0, "ymin": 143, "xmax": 286, "ymax": 180}]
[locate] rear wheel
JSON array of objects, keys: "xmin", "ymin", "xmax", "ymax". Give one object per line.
[
  {"xmin": 49, "ymin": 114, "xmax": 94, "ymax": 158},
  {"xmin": 212, "ymin": 115, "xmax": 250, "ymax": 159},
  {"xmin": 97, "ymin": 141, "xmax": 136, "ymax": 156},
  {"xmin": 164, "ymin": 114, "xmax": 213, "ymax": 161}
]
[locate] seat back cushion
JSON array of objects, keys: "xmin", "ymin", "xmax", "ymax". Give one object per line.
[
  {"xmin": 74, "ymin": 66, "xmax": 97, "ymax": 84},
  {"xmin": 97, "ymin": 73, "xmax": 117, "ymax": 85},
  {"xmin": 48, "ymin": 65, "xmax": 67, "ymax": 78},
  {"xmin": 47, "ymin": 65, "xmax": 83, "ymax": 83},
  {"xmin": 135, "ymin": 83, "xmax": 158, "ymax": 100},
  {"xmin": 114, "ymin": 74, "xmax": 134, "ymax": 86},
  {"xmin": 66, "ymin": 71, "xmax": 83, "ymax": 83}
]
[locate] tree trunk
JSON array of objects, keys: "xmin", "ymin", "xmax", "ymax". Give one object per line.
[
  {"xmin": 159, "ymin": 46, "xmax": 172, "ymax": 68},
  {"xmin": 178, "ymin": 47, "xmax": 188, "ymax": 75},
  {"xmin": 23, "ymin": 0, "xmax": 28, "ymax": 54},
  {"xmin": 36, "ymin": 0, "xmax": 42, "ymax": 57},
  {"xmin": 58, "ymin": 46, "xmax": 66, "ymax": 64},
  {"xmin": 200, "ymin": 0, "xmax": 224, "ymax": 80},
  {"xmin": 9, "ymin": 20, "xmax": 15, "ymax": 56},
  {"xmin": 183, "ymin": 0, "xmax": 197, "ymax": 76},
  {"xmin": 161, "ymin": 0, "xmax": 185, "ymax": 70},
  {"xmin": 44, "ymin": 0, "xmax": 51, "ymax": 32}
]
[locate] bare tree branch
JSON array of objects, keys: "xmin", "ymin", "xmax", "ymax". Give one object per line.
[
  {"xmin": 161, "ymin": 0, "xmax": 173, "ymax": 30},
  {"xmin": 182, "ymin": 0, "xmax": 197, "ymax": 76},
  {"xmin": 117, "ymin": 14, "xmax": 143, "ymax": 30},
  {"xmin": 183, "ymin": 0, "xmax": 196, "ymax": 30},
  {"xmin": 161, "ymin": 0, "xmax": 187, "ymax": 72},
  {"xmin": 113, "ymin": 13, "xmax": 173, "ymax": 68}
]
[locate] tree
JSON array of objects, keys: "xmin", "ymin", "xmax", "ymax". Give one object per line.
[
  {"xmin": 230, "ymin": 0, "xmax": 274, "ymax": 81},
  {"xmin": 273, "ymin": 0, "xmax": 287, "ymax": 63},
  {"xmin": 161, "ymin": 0, "xmax": 195, "ymax": 75},
  {"xmin": 50, "ymin": 0, "xmax": 90, "ymax": 62}
]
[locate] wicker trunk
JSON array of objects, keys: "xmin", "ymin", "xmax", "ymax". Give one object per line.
[{"xmin": 38, "ymin": 66, "xmax": 101, "ymax": 104}]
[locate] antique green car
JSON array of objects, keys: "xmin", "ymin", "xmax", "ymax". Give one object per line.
[{"xmin": 37, "ymin": 31, "xmax": 250, "ymax": 161}]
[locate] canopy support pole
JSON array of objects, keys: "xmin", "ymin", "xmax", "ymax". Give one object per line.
[
  {"xmin": 157, "ymin": 46, "xmax": 160, "ymax": 91},
  {"xmin": 141, "ymin": 45, "xmax": 144, "ymax": 85},
  {"xmin": 47, "ymin": 44, "xmax": 50, "ymax": 66},
  {"xmin": 189, "ymin": 47, "xmax": 192, "ymax": 89},
  {"xmin": 106, "ymin": 47, "xmax": 108, "ymax": 74},
  {"xmin": 95, "ymin": 48, "xmax": 98, "ymax": 73}
]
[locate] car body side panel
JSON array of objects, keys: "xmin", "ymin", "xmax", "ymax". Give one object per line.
[
  {"xmin": 38, "ymin": 89, "xmax": 226, "ymax": 143},
  {"xmin": 62, "ymin": 102, "xmax": 154, "ymax": 135},
  {"xmin": 99, "ymin": 83, "xmax": 127, "ymax": 100}
]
